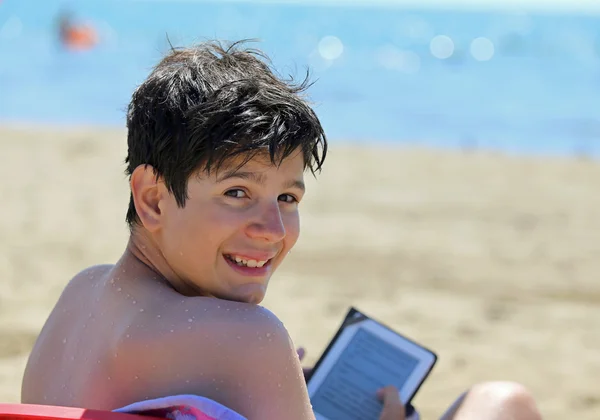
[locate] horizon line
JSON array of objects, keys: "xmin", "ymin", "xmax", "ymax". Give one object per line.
[{"xmin": 128, "ymin": 0, "xmax": 600, "ymax": 14}]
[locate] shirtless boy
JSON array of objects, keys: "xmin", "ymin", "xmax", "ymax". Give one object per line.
[{"xmin": 22, "ymin": 40, "xmax": 543, "ymax": 420}]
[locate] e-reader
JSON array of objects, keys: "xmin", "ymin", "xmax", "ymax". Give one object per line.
[{"xmin": 306, "ymin": 307, "xmax": 437, "ymax": 420}]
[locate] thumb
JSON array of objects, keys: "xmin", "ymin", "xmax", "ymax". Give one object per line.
[{"xmin": 377, "ymin": 385, "xmax": 405, "ymax": 420}]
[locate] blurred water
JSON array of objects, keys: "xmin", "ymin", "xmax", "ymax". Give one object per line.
[{"xmin": 1, "ymin": 0, "xmax": 600, "ymax": 156}]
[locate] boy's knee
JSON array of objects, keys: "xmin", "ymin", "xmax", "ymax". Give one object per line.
[{"xmin": 468, "ymin": 381, "xmax": 542, "ymax": 419}]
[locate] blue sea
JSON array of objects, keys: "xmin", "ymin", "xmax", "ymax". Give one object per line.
[{"xmin": 1, "ymin": 0, "xmax": 600, "ymax": 156}]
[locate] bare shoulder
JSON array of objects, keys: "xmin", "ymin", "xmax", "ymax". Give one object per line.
[
  {"xmin": 115, "ymin": 299, "xmax": 314, "ymax": 420},
  {"xmin": 61, "ymin": 264, "xmax": 114, "ymax": 293},
  {"xmin": 33, "ymin": 264, "xmax": 115, "ymax": 328}
]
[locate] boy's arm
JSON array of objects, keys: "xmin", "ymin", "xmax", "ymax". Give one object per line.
[{"xmin": 117, "ymin": 304, "xmax": 315, "ymax": 420}]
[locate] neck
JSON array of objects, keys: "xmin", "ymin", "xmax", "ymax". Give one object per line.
[{"xmin": 122, "ymin": 227, "xmax": 200, "ymax": 296}]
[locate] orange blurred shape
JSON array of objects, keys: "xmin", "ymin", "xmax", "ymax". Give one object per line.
[{"xmin": 64, "ymin": 24, "xmax": 98, "ymax": 51}]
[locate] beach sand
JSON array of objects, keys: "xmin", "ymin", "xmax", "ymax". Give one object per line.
[{"xmin": 1, "ymin": 126, "xmax": 599, "ymax": 419}]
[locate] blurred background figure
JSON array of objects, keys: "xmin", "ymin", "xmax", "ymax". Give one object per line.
[{"xmin": 56, "ymin": 9, "xmax": 98, "ymax": 51}]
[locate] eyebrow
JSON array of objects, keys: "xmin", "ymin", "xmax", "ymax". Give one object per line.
[{"xmin": 216, "ymin": 170, "xmax": 306, "ymax": 192}]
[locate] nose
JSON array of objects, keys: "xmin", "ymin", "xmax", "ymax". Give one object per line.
[{"xmin": 246, "ymin": 201, "xmax": 286, "ymax": 243}]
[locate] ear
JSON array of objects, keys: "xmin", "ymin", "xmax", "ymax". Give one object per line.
[{"xmin": 130, "ymin": 164, "xmax": 164, "ymax": 233}]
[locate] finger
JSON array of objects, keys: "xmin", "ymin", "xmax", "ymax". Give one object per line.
[
  {"xmin": 296, "ymin": 347, "xmax": 305, "ymax": 361},
  {"xmin": 377, "ymin": 385, "xmax": 400, "ymax": 403},
  {"xmin": 378, "ymin": 385, "xmax": 405, "ymax": 420}
]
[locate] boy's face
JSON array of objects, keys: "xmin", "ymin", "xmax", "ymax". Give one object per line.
[{"xmin": 157, "ymin": 151, "xmax": 306, "ymax": 304}]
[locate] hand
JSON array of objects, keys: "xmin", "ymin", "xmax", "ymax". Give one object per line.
[
  {"xmin": 377, "ymin": 385, "xmax": 405, "ymax": 420},
  {"xmin": 296, "ymin": 347, "xmax": 313, "ymax": 382}
]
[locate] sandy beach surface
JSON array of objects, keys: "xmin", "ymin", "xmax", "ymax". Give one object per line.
[{"xmin": 1, "ymin": 125, "xmax": 599, "ymax": 419}]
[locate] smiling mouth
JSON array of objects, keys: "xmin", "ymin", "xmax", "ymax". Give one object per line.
[{"xmin": 224, "ymin": 254, "xmax": 271, "ymax": 268}]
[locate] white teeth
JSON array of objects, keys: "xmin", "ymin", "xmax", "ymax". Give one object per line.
[{"xmin": 228, "ymin": 255, "xmax": 268, "ymax": 268}]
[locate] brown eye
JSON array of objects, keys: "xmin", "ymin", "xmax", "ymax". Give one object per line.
[
  {"xmin": 278, "ymin": 194, "xmax": 297, "ymax": 203},
  {"xmin": 225, "ymin": 189, "xmax": 247, "ymax": 198}
]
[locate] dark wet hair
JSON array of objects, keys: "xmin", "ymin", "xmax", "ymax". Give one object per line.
[{"xmin": 124, "ymin": 39, "xmax": 328, "ymax": 228}]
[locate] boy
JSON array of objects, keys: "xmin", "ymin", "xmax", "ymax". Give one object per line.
[{"xmin": 21, "ymin": 40, "xmax": 542, "ymax": 420}]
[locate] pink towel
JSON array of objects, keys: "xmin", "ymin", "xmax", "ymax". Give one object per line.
[
  {"xmin": 114, "ymin": 393, "xmax": 420, "ymax": 420},
  {"xmin": 114, "ymin": 394, "xmax": 247, "ymax": 420}
]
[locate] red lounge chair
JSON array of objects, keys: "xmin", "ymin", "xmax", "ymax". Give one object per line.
[{"xmin": 0, "ymin": 404, "xmax": 164, "ymax": 420}]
